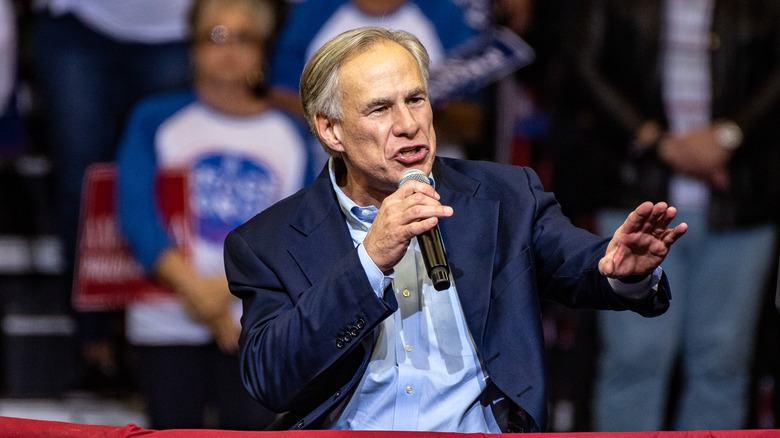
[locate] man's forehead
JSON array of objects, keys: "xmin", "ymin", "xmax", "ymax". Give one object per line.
[
  {"xmin": 341, "ymin": 40, "xmax": 417, "ymax": 75},
  {"xmin": 338, "ymin": 41, "xmax": 423, "ymax": 93}
]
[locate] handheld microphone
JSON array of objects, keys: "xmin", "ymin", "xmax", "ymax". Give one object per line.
[{"xmin": 398, "ymin": 169, "xmax": 450, "ymax": 291}]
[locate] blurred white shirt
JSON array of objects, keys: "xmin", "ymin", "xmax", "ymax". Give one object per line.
[{"xmin": 35, "ymin": 0, "xmax": 193, "ymax": 43}]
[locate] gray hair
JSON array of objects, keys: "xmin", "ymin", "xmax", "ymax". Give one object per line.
[{"xmin": 299, "ymin": 27, "xmax": 430, "ymax": 155}]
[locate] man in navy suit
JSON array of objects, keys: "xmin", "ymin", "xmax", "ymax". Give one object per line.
[{"xmin": 224, "ymin": 27, "xmax": 688, "ymax": 432}]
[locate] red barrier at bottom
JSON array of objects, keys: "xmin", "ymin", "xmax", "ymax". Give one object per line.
[{"xmin": 2, "ymin": 416, "xmax": 780, "ymax": 438}]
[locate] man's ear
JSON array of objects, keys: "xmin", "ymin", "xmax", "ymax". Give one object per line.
[{"xmin": 314, "ymin": 113, "xmax": 345, "ymax": 154}]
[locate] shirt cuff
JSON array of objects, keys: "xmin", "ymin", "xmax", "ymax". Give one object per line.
[
  {"xmin": 357, "ymin": 243, "xmax": 394, "ymax": 298},
  {"xmin": 608, "ymin": 266, "xmax": 664, "ymax": 300}
]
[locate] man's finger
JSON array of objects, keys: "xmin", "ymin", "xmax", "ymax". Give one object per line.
[
  {"xmin": 397, "ymin": 179, "xmax": 439, "ymax": 200},
  {"xmin": 662, "ymin": 222, "xmax": 688, "ymax": 243},
  {"xmin": 598, "ymin": 257, "xmax": 615, "ymax": 277}
]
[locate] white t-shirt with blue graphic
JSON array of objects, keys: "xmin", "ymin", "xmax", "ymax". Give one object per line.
[{"xmin": 117, "ymin": 90, "xmax": 317, "ymax": 345}]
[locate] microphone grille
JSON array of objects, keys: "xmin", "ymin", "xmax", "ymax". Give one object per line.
[{"xmin": 398, "ymin": 169, "xmax": 430, "ymax": 188}]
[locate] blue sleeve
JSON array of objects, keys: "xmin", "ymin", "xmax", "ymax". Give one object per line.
[
  {"xmin": 268, "ymin": 0, "xmax": 342, "ymax": 92},
  {"xmin": 357, "ymin": 243, "xmax": 393, "ymax": 297},
  {"xmin": 416, "ymin": 0, "xmax": 479, "ymax": 52},
  {"xmin": 115, "ymin": 95, "xmax": 185, "ymax": 274},
  {"xmin": 276, "ymin": 107, "xmax": 324, "ymax": 185}
]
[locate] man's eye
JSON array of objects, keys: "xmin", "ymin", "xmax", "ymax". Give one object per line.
[{"xmin": 371, "ymin": 106, "xmax": 388, "ymax": 114}]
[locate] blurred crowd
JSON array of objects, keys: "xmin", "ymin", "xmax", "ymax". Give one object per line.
[{"xmin": 1, "ymin": 0, "xmax": 780, "ymax": 432}]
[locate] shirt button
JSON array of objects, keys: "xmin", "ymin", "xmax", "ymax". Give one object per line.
[
  {"xmin": 361, "ymin": 209, "xmax": 370, "ymax": 216},
  {"xmin": 404, "ymin": 344, "xmax": 412, "ymax": 352},
  {"xmin": 402, "ymin": 289, "xmax": 411, "ymax": 297},
  {"xmin": 406, "ymin": 385, "xmax": 413, "ymax": 394}
]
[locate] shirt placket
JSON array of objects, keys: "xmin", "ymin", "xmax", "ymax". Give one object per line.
[{"xmin": 392, "ymin": 242, "xmax": 425, "ymax": 428}]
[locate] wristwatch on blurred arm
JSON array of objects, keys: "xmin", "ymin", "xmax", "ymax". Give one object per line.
[{"xmin": 715, "ymin": 120, "xmax": 743, "ymax": 151}]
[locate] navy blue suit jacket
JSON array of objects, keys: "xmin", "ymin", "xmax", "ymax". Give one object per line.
[{"xmin": 224, "ymin": 157, "xmax": 671, "ymax": 431}]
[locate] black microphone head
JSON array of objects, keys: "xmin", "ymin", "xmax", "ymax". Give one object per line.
[{"xmin": 398, "ymin": 169, "xmax": 430, "ymax": 188}]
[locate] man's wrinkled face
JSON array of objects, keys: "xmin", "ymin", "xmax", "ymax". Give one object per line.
[{"xmin": 317, "ymin": 40, "xmax": 436, "ymax": 205}]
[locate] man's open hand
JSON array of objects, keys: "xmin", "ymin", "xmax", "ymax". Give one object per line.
[{"xmin": 599, "ymin": 201, "xmax": 688, "ymax": 278}]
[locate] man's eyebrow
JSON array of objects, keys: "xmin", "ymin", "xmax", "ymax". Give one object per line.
[
  {"xmin": 365, "ymin": 97, "xmax": 392, "ymax": 110},
  {"xmin": 407, "ymin": 87, "xmax": 427, "ymax": 98},
  {"xmin": 364, "ymin": 87, "xmax": 428, "ymax": 110}
]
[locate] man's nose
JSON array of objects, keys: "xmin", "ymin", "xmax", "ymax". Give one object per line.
[{"xmin": 392, "ymin": 105, "xmax": 420, "ymax": 137}]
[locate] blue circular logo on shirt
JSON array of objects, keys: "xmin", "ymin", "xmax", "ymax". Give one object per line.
[{"xmin": 191, "ymin": 153, "xmax": 277, "ymax": 244}]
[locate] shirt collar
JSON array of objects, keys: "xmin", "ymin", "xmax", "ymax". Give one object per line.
[
  {"xmin": 327, "ymin": 157, "xmax": 437, "ymax": 228},
  {"xmin": 328, "ymin": 158, "xmax": 378, "ymax": 228}
]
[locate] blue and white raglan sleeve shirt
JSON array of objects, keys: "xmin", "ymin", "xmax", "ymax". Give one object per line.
[{"xmin": 116, "ymin": 89, "xmax": 314, "ymax": 345}]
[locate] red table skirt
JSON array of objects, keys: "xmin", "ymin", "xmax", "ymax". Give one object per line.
[{"xmin": 1, "ymin": 416, "xmax": 779, "ymax": 438}]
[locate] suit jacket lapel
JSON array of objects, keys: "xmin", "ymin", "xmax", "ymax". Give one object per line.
[
  {"xmin": 434, "ymin": 160, "xmax": 498, "ymax": 348},
  {"xmin": 287, "ymin": 167, "xmax": 355, "ymax": 287}
]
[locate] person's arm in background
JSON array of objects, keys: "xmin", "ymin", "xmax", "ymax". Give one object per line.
[
  {"xmin": 573, "ymin": 0, "xmax": 664, "ymax": 152},
  {"xmin": 116, "ymin": 97, "xmax": 238, "ymax": 353},
  {"xmin": 266, "ymin": 0, "xmax": 327, "ymax": 118}
]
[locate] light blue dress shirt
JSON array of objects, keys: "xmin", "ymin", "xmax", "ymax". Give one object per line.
[
  {"xmin": 322, "ymin": 160, "xmax": 504, "ymax": 432},
  {"xmin": 320, "ymin": 159, "xmax": 661, "ymax": 431}
]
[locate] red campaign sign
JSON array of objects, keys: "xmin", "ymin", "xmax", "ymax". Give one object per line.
[{"xmin": 72, "ymin": 162, "xmax": 189, "ymax": 312}]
